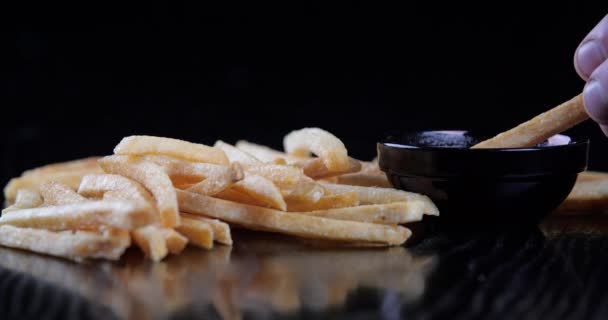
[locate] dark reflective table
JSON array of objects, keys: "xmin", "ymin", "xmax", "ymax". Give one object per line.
[{"xmin": 0, "ymin": 216, "xmax": 607, "ymax": 320}]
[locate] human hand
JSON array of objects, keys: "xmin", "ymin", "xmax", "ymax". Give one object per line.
[{"xmin": 574, "ymin": 15, "xmax": 608, "ymax": 134}]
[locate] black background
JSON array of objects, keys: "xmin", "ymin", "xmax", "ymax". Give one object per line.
[{"xmin": 2, "ymin": 3, "xmax": 608, "ymax": 194}]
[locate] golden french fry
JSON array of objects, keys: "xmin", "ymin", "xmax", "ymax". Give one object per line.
[
  {"xmin": 114, "ymin": 135, "xmax": 228, "ymax": 165},
  {"xmin": 297, "ymin": 201, "xmax": 424, "ymax": 224},
  {"xmin": 98, "ymin": 155, "xmax": 179, "ymax": 227},
  {"xmin": 335, "ymin": 173, "xmax": 392, "ymax": 188},
  {"xmin": 78, "ymin": 174, "xmax": 156, "ymax": 209},
  {"xmin": 473, "ymin": 94, "xmax": 586, "ymax": 148},
  {"xmin": 286, "ymin": 191, "xmax": 359, "ymax": 212},
  {"xmin": 177, "ymin": 190, "xmax": 410, "ymax": 245},
  {"xmin": 40, "ymin": 182, "xmax": 88, "ymax": 205},
  {"xmin": 281, "ymin": 179, "xmax": 325, "ymax": 204},
  {"xmin": 229, "ymin": 175, "xmax": 287, "ymax": 211},
  {"xmin": 360, "ymin": 160, "xmax": 383, "ymax": 175},
  {"xmin": 214, "ymin": 140, "xmax": 261, "ymax": 165},
  {"xmin": 181, "ymin": 213, "xmax": 232, "ymax": 245},
  {"xmin": 294, "ymin": 157, "xmax": 362, "ymax": 179},
  {"xmin": 0, "ymin": 200, "xmax": 155, "ymax": 230},
  {"xmin": 162, "ymin": 228, "xmax": 188, "ymax": 254},
  {"xmin": 577, "ymin": 171, "xmax": 608, "ymax": 182},
  {"xmin": 2, "ymin": 189, "xmax": 43, "ymax": 213},
  {"xmin": 176, "ymin": 216, "xmax": 214, "ymax": 249},
  {"xmin": 243, "ymin": 164, "xmax": 304, "ymax": 187},
  {"xmin": 3, "ymin": 157, "xmax": 103, "ymax": 204},
  {"xmin": 132, "ymin": 225, "xmax": 169, "ymax": 262},
  {"xmin": 320, "ymin": 183, "xmax": 439, "ymax": 216},
  {"xmin": 236, "ymin": 140, "xmax": 305, "ymax": 163},
  {"xmin": 283, "ymin": 128, "xmax": 350, "ymax": 171},
  {"xmin": 0, "ymin": 226, "xmax": 130, "ymax": 261},
  {"xmin": 142, "ymin": 155, "xmax": 236, "ymax": 186},
  {"xmin": 555, "ymin": 178, "xmax": 608, "ymax": 214},
  {"xmin": 186, "ymin": 163, "xmax": 244, "ymax": 196}
]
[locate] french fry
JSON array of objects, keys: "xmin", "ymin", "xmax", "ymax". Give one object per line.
[
  {"xmin": 98, "ymin": 155, "xmax": 179, "ymax": 227},
  {"xmin": 555, "ymin": 178, "xmax": 608, "ymax": 214},
  {"xmin": 294, "ymin": 157, "xmax": 362, "ymax": 179},
  {"xmin": 177, "ymin": 190, "xmax": 411, "ymax": 245},
  {"xmin": 0, "ymin": 225, "xmax": 130, "ymax": 261},
  {"xmin": 281, "ymin": 179, "xmax": 325, "ymax": 204},
  {"xmin": 0, "ymin": 200, "xmax": 155, "ymax": 230},
  {"xmin": 297, "ymin": 201, "xmax": 425, "ymax": 224},
  {"xmin": 78, "ymin": 174, "xmax": 156, "ymax": 209},
  {"xmin": 320, "ymin": 183, "xmax": 439, "ymax": 216},
  {"xmin": 472, "ymin": 94, "xmax": 586, "ymax": 148},
  {"xmin": 236, "ymin": 140, "xmax": 305, "ymax": 163},
  {"xmin": 286, "ymin": 191, "xmax": 359, "ymax": 212},
  {"xmin": 162, "ymin": 228, "xmax": 188, "ymax": 254},
  {"xmin": 359, "ymin": 160, "xmax": 383, "ymax": 175},
  {"xmin": 114, "ymin": 135, "xmax": 228, "ymax": 165},
  {"xmin": 40, "ymin": 182, "xmax": 88, "ymax": 205},
  {"xmin": 3, "ymin": 157, "xmax": 103, "ymax": 204},
  {"xmin": 142, "ymin": 155, "xmax": 236, "ymax": 186},
  {"xmin": 181, "ymin": 213, "xmax": 232, "ymax": 245},
  {"xmin": 214, "ymin": 140, "xmax": 261, "ymax": 165},
  {"xmin": 2, "ymin": 189, "xmax": 43, "ymax": 213},
  {"xmin": 577, "ymin": 171, "xmax": 608, "ymax": 182},
  {"xmin": 176, "ymin": 216, "xmax": 214, "ymax": 249},
  {"xmin": 283, "ymin": 128, "xmax": 351, "ymax": 171},
  {"xmin": 186, "ymin": 163, "xmax": 244, "ymax": 196},
  {"xmin": 229, "ymin": 175, "xmax": 287, "ymax": 211},
  {"xmin": 132, "ymin": 225, "xmax": 169, "ymax": 262},
  {"xmin": 335, "ymin": 173, "xmax": 392, "ymax": 188},
  {"xmin": 243, "ymin": 164, "xmax": 304, "ymax": 187}
]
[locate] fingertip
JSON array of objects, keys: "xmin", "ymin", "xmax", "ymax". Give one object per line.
[
  {"xmin": 574, "ymin": 40, "xmax": 606, "ymax": 81},
  {"xmin": 584, "ymin": 79, "xmax": 608, "ymax": 125}
]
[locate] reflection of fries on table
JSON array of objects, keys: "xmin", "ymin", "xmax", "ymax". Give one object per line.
[{"xmin": 1, "ymin": 127, "xmax": 439, "ymax": 262}]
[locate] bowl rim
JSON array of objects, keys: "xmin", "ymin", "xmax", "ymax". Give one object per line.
[{"xmin": 379, "ymin": 131, "xmax": 589, "ymax": 152}]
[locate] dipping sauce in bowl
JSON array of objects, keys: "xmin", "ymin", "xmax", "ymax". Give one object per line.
[{"xmin": 377, "ymin": 131, "xmax": 588, "ymax": 228}]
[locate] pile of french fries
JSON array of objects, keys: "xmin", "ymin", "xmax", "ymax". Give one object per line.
[{"xmin": 1, "ymin": 128, "xmax": 439, "ymax": 262}]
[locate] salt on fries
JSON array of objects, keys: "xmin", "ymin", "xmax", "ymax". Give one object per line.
[{"xmin": 1, "ymin": 127, "xmax": 439, "ymax": 262}]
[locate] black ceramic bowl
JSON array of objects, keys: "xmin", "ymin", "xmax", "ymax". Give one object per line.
[{"xmin": 378, "ymin": 131, "xmax": 589, "ymax": 227}]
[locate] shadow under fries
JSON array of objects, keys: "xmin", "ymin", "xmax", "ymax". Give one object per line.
[{"xmin": 0, "ymin": 230, "xmax": 436, "ymax": 320}]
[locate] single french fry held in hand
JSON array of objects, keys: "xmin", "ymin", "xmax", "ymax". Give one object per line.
[
  {"xmin": 0, "ymin": 226, "xmax": 130, "ymax": 261},
  {"xmin": 297, "ymin": 201, "xmax": 425, "ymax": 224},
  {"xmin": 98, "ymin": 155, "xmax": 179, "ymax": 227},
  {"xmin": 286, "ymin": 191, "xmax": 359, "ymax": 212},
  {"xmin": 78, "ymin": 174, "xmax": 156, "ymax": 208},
  {"xmin": 295, "ymin": 157, "xmax": 362, "ymax": 179},
  {"xmin": 186, "ymin": 163, "xmax": 244, "ymax": 196},
  {"xmin": 335, "ymin": 173, "xmax": 392, "ymax": 188},
  {"xmin": 176, "ymin": 215, "xmax": 214, "ymax": 249},
  {"xmin": 472, "ymin": 94, "xmax": 586, "ymax": 148},
  {"xmin": 0, "ymin": 200, "xmax": 155, "ymax": 230},
  {"xmin": 40, "ymin": 182, "xmax": 88, "ymax": 205},
  {"xmin": 181, "ymin": 213, "xmax": 232, "ymax": 245},
  {"xmin": 177, "ymin": 190, "xmax": 411, "ymax": 245},
  {"xmin": 214, "ymin": 140, "xmax": 261, "ymax": 165},
  {"xmin": 320, "ymin": 183, "xmax": 440, "ymax": 216},
  {"xmin": 2, "ymin": 189, "xmax": 43, "ymax": 213},
  {"xmin": 283, "ymin": 128, "xmax": 351, "ymax": 171},
  {"xmin": 3, "ymin": 157, "xmax": 103, "ymax": 204},
  {"xmin": 132, "ymin": 225, "xmax": 169, "ymax": 262},
  {"xmin": 114, "ymin": 135, "xmax": 229, "ymax": 165}
]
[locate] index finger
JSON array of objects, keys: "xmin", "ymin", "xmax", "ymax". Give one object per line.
[{"xmin": 574, "ymin": 14, "xmax": 608, "ymax": 81}]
